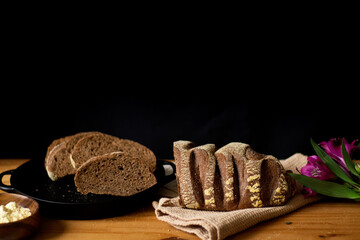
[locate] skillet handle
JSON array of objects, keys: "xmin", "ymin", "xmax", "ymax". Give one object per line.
[
  {"xmin": 0, "ymin": 169, "xmax": 15, "ymax": 193},
  {"xmin": 159, "ymin": 161, "xmax": 176, "ymax": 185}
]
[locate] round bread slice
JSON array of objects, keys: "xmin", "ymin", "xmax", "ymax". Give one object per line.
[
  {"xmin": 65, "ymin": 131, "xmax": 102, "ymax": 169},
  {"xmin": 70, "ymin": 134, "xmax": 157, "ymax": 172},
  {"xmin": 45, "ymin": 131, "xmax": 101, "ymax": 181},
  {"xmin": 74, "ymin": 151, "xmax": 157, "ymax": 196},
  {"xmin": 45, "ymin": 136, "xmax": 73, "ymax": 181}
]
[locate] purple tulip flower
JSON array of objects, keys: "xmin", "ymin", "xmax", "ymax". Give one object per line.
[
  {"xmin": 301, "ymin": 155, "xmax": 335, "ymax": 180},
  {"xmin": 319, "ymin": 138, "xmax": 360, "ymax": 176},
  {"xmin": 300, "ymin": 155, "xmax": 336, "ymax": 197}
]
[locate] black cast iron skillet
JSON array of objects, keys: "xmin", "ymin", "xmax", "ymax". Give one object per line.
[{"xmin": 0, "ymin": 159, "xmax": 176, "ymax": 219}]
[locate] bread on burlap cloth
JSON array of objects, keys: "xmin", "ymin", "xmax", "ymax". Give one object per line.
[{"xmin": 153, "ymin": 153, "xmax": 323, "ymax": 240}]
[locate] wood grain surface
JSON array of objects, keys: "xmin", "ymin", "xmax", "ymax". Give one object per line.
[{"xmin": 1, "ymin": 159, "xmax": 360, "ymax": 240}]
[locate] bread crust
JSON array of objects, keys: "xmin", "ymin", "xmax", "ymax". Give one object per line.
[
  {"xmin": 174, "ymin": 141, "xmax": 198, "ymax": 209},
  {"xmin": 174, "ymin": 141, "xmax": 296, "ymax": 211}
]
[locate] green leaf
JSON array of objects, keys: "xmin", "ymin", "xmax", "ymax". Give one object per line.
[
  {"xmin": 310, "ymin": 138, "xmax": 358, "ymax": 186},
  {"xmin": 289, "ymin": 173, "xmax": 360, "ymax": 199},
  {"xmin": 342, "ymin": 139, "xmax": 360, "ymax": 179}
]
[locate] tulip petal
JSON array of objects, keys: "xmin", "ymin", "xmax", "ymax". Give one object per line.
[
  {"xmin": 302, "ymin": 187, "xmax": 317, "ymax": 198},
  {"xmin": 301, "ymin": 155, "xmax": 335, "ymax": 180}
]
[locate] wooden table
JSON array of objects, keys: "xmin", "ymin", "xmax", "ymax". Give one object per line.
[{"xmin": 1, "ymin": 159, "xmax": 360, "ymax": 240}]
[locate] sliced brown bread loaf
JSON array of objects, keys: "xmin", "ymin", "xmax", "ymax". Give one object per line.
[
  {"xmin": 44, "ymin": 132, "xmax": 100, "ymax": 181},
  {"xmin": 74, "ymin": 151, "xmax": 157, "ymax": 196},
  {"xmin": 70, "ymin": 133, "xmax": 156, "ymax": 172},
  {"xmin": 45, "ymin": 131, "xmax": 158, "ymax": 196},
  {"xmin": 174, "ymin": 141, "xmax": 296, "ymax": 211}
]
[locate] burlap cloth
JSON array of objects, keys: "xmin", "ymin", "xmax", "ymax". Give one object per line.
[{"xmin": 153, "ymin": 153, "xmax": 323, "ymax": 240}]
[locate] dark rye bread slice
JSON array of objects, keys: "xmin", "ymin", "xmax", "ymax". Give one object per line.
[
  {"xmin": 70, "ymin": 134, "xmax": 157, "ymax": 172},
  {"xmin": 174, "ymin": 141, "xmax": 297, "ymax": 211},
  {"xmin": 65, "ymin": 131, "xmax": 102, "ymax": 165},
  {"xmin": 45, "ymin": 137, "xmax": 71, "ymax": 181},
  {"xmin": 173, "ymin": 141, "xmax": 198, "ymax": 209},
  {"xmin": 74, "ymin": 151, "xmax": 157, "ymax": 196},
  {"xmin": 193, "ymin": 144, "xmax": 226, "ymax": 211},
  {"xmin": 44, "ymin": 132, "xmax": 100, "ymax": 181},
  {"xmin": 214, "ymin": 144, "xmax": 241, "ymax": 211}
]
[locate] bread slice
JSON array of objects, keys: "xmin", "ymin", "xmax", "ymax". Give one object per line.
[
  {"xmin": 65, "ymin": 131, "xmax": 102, "ymax": 164},
  {"xmin": 214, "ymin": 143, "xmax": 242, "ymax": 210},
  {"xmin": 45, "ymin": 137, "xmax": 71, "ymax": 181},
  {"xmin": 44, "ymin": 132, "xmax": 100, "ymax": 181},
  {"xmin": 173, "ymin": 141, "xmax": 199, "ymax": 209},
  {"xmin": 74, "ymin": 151, "xmax": 157, "ymax": 196},
  {"xmin": 192, "ymin": 144, "xmax": 217, "ymax": 210},
  {"xmin": 70, "ymin": 133, "xmax": 156, "ymax": 172}
]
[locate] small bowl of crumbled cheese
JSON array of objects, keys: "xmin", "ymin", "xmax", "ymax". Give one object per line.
[{"xmin": 0, "ymin": 193, "xmax": 40, "ymax": 239}]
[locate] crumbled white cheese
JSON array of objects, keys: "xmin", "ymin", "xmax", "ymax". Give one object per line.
[{"xmin": 0, "ymin": 202, "xmax": 31, "ymax": 223}]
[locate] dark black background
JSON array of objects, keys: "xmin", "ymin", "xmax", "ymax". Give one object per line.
[
  {"xmin": 1, "ymin": 19, "xmax": 359, "ymax": 162},
  {"xmin": 1, "ymin": 90, "xmax": 358, "ymax": 162}
]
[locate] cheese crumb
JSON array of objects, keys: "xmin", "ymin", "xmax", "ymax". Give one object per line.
[{"xmin": 0, "ymin": 202, "xmax": 31, "ymax": 223}]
